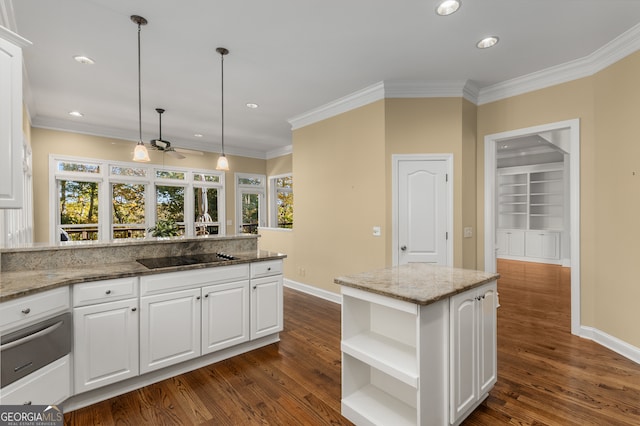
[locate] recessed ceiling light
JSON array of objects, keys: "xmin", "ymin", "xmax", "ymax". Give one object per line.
[
  {"xmin": 194, "ymin": 133, "xmax": 203, "ymax": 138},
  {"xmin": 73, "ymin": 55, "xmax": 95, "ymax": 65},
  {"xmin": 68, "ymin": 111, "xmax": 84, "ymax": 117},
  {"xmin": 246, "ymin": 103, "xmax": 259, "ymax": 109},
  {"xmin": 436, "ymin": 0, "xmax": 461, "ymax": 16},
  {"xmin": 476, "ymin": 36, "xmax": 499, "ymax": 49}
]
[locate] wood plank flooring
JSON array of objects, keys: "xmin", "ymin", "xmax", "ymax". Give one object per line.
[{"xmin": 65, "ymin": 262, "xmax": 640, "ymax": 425}]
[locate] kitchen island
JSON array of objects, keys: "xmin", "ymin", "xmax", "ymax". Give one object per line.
[{"xmin": 335, "ymin": 263, "xmax": 499, "ymax": 426}]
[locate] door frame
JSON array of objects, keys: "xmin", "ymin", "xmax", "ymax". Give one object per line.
[
  {"xmin": 392, "ymin": 154, "xmax": 454, "ymax": 266},
  {"xmin": 483, "ymin": 118, "xmax": 581, "ymax": 335}
]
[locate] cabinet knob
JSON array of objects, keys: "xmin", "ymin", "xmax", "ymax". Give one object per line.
[
  {"xmin": 400, "ymin": 245, "xmax": 407, "ymax": 251},
  {"xmin": 131, "ymin": 307, "xmax": 137, "ymax": 312},
  {"xmin": 105, "ymin": 290, "xmax": 112, "ymax": 295},
  {"xmin": 205, "ymin": 294, "xmax": 209, "ymax": 298},
  {"xmin": 197, "ymin": 296, "xmax": 201, "ymax": 300},
  {"xmin": 23, "ymin": 401, "xmax": 32, "ymax": 405},
  {"xmin": 21, "ymin": 308, "xmax": 31, "ymax": 314},
  {"xmin": 267, "ymin": 267, "xmax": 271, "ymax": 271},
  {"xmin": 253, "ymin": 286, "xmax": 257, "ymax": 290}
]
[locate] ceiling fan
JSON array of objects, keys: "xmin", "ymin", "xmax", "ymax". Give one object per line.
[{"xmin": 150, "ymin": 108, "xmax": 185, "ymax": 159}]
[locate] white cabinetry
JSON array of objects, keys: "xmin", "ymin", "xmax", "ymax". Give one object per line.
[
  {"xmin": 0, "ymin": 27, "xmax": 30, "ymax": 209},
  {"xmin": 497, "ymin": 163, "xmax": 564, "ymax": 263},
  {"xmin": 202, "ymin": 281, "xmax": 250, "ymax": 354},
  {"xmin": 341, "ymin": 281, "xmax": 497, "ymax": 426},
  {"xmin": 0, "ymin": 355, "xmax": 71, "ymax": 405},
  {"xmin": 449, "ymin": 282, "xmax": 497, "ymax": 425},
  {"xmin": 73, "ymin": 278, "xmax": 139, "ymax": 393},
  {"xmin": 250, "ymin": 260, "xmax": 283, "ymax": 339},
  {"xmin": 0, "ymin": 287, "xmax": 71, "ymax": 405},
  {"xmin": 140, "ymin": 288, "xmax": 201, "ymax": 374}
]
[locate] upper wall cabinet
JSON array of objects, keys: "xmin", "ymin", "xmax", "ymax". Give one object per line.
[{"xmin": 0, "ymin": 27, "xmax": 30, "ymax": 209}]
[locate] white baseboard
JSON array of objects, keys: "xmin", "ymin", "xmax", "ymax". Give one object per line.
[
  {"xmin": 284, "ymin": 278, "xmax": 342, "ymax": 304},
  {"xmin": 580, "ymin": 326, "xmax": 640, "ymax": 365}
]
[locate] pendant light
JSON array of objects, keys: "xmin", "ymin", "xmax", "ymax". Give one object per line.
[
  {"xmin": 131, "ymin": 15, "xmax": 150, "ymax": 162},
  {"xmin": 216, "ymin": 47, "xmax": 229, "ymax": 171}
]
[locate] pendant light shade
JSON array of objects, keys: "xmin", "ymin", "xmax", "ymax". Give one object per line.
[
  {"xmin": 216, "ymin": 47, "xmax": 229, "ymax": 171},
  {"xmin": 132, "ymin": 15, "xmax": 150, "ymax": 162}
]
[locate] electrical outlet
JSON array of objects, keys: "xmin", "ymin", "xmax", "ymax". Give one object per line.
[
  {"xmin": 464, "ymin": 227, "xmax": 473, "ymax": 238},
  {"xmin": 373, "ymin": 226, "xmax": 381, "ymax": 237}
]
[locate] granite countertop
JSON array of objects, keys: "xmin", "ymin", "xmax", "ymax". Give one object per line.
[
  {"xmin": 334, "ymin": 263, "xmax": 500, "ymax": 305},
  {"xmin": 0, "ymin": 250, "xmax": 285, "ymax": 302}
]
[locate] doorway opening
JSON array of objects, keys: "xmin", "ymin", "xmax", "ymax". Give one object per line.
[{"xmin": 484, "ymin": 119, "xmax": 581, "ymax": 335}]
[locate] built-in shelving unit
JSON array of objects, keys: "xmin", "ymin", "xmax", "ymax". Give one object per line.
[{"xmin": 497, "ymin": 162, "xmax": 565, "ymax": 263}]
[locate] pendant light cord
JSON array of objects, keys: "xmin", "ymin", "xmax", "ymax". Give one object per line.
[
  {"xmin": 137, "ymin": 22, "xmax": 142, "ymax": 143},
  {"xmin": 220, "ymin": 50, "xmax": 225, "ymax": 156}
]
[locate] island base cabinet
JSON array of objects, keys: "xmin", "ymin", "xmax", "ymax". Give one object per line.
[{"xmin": 449, "ymin": 282, "xmax": 497, "ymax": 425}]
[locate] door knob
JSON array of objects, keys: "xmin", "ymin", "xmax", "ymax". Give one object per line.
[{"xmin": 400, "ymin": 245, "xmax": 407, "ymax": 251}]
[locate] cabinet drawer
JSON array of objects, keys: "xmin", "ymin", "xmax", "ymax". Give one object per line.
[
  {"xmin": 0, "ymin": 354, "xmax": 71, "ymax": 405},
  {"xmin": 73, "ymin": 277, "xmax": 138, "ymax": 307},
  {"xmin": 250, "ymin": 260, "xmax": 283, "ymax": 278},
  {"xmin": 140, "ymin": 264, "xmax": 250, "ymax": 296},
  {"xmin": 0, "ymin": 287, "xmax": 70, "ymax": 333}
]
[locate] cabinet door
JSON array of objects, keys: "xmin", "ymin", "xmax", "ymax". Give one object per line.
[
  {"xmin": 140, "ymin": 288, "xmax": 201, "ymax": 374},
  {"xmin": 202, "ymin": 281, "xmax": 250, "ymax": 354},
  {"xmin": 0, "ymin": 35, "xmax": 24, "ymax": 209},
  {"xmin": 250, "ymin": 275, "xmax": 283, "ymax": 340},
  {"xmin": 73, "ymin": 298, "xmax": 139, "ymax": 393},
  {"xmin": 449, "ymin": 289, "xmax": 478, "ymax": 422},
  {"xmin": 0, "ymin": 355, "xmax": 71, "ymax": 405},
  {"xmin": 477, "ymin": 284, "xmax": 497, "ymax": 395},
  {"xmin": 525, "ymin": 231, "xmax": 559, "ymax": 259}
]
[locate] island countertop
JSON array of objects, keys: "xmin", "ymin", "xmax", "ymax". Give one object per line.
[{"xmin": 334, "ymin": 263, "xmax": 499, "ymax": 305}]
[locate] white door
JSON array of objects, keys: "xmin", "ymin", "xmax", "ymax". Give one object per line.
[{"xmin": 397, "ymin": 158, "xmax": 449, "ymax": 265}]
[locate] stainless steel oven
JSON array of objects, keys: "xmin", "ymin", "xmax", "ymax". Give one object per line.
[{"xmin": 1, "ymin": 312, "xmax": 72, "ymax": 388}]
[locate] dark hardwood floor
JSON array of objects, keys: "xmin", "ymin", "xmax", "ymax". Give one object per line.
[{"xmin": 65, "ymin": 262, "xmax": 640, "ymax": 425}]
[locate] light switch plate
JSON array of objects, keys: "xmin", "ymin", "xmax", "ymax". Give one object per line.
[{"xmin": 373, "ymin": 226, "xmax": 381, "ymax": 237}]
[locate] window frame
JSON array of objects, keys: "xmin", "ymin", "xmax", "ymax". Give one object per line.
[
  {"xmin": 268, "ymin": 173, "xmax": 293, "ymax": 230},
  {"xmin": 235, "ymin": 172, "xmax": 266, "ymax": 234},
  {"xmin": 49, "ymin": 155, "xmax": 225, "ymax": 244}
]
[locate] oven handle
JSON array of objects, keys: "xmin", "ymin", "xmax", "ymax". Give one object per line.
[{"xmin": 0, "ymin": 320, "xmax": 64, "ymax": 352}]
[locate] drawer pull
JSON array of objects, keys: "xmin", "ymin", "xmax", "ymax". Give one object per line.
[
  {"xmin": 105, "ymin": 290, "xmax": 112, "ymax": 295},
  {"xmin": 14, "ymin": 361, "xmax": 33, "ymax": 373},
  {"xmin": 1, "ymin": 321, "xmax": 63, "ymax": 351},
  {"xmin": 21, "ymin": 308, "xmax": 31, "ymax": 314}
]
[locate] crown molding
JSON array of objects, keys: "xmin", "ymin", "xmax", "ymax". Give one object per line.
[
  {"xmin": 30, "ymin": 116, "xmax": 271, "ymax": 160},
  {"xmin": 477, "ymin": 22, "xmax": 640, "ymax": 105},
  {"xmin": 288, "ymin": 82, "xmax": 386, "ymax": 130},
  {"xmin": 266, "ymin": 145, "xmax": 292, "ymax": 159},
  {"xmin": 288, "ymin": 80, "xmax": 481, "ymax": 130}
]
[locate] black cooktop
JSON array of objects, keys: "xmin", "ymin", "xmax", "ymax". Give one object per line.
[{"xmin": 136, "ymin": 253, "xmax": 237, "ymax": 269}]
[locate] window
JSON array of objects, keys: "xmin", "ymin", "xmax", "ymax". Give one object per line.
[
  {"xmin": 235, "ymin": 173, "xmax": 265, "ymax": 234},
  {"xmin": 269, "ymin": 174, "xmax": 293, "ymax": 229},
  {"xmin": 112, "ymin": 182, "xmax": 146, "ymax": 239},
  {"xmin": 50, "ymin": 156, "xmax": 225, "ymax": 244},
  {"xmin": 58, "ymin": 178, "xmax": 100, "ymax": 241}
]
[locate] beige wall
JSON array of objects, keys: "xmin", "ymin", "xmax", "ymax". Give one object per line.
[
  {"xmin": 30, "ymin": 128, "xmax": 266, "ymax": 242},
  {"xmin": 292, "ymin": 101, "xmax": 387, "ymax": 293},
  {"xmin": 477, "ymin": 52, "xmax": 640, "ymax": 347}
]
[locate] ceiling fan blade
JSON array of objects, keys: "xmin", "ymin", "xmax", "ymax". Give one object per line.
[
  {"xmin": 174, "ymin": 147, "xmax": 204, "ymax": 156},
  {"xmin": 166, "ymin": 149, "xmax": 186, "ymax": 159}
]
